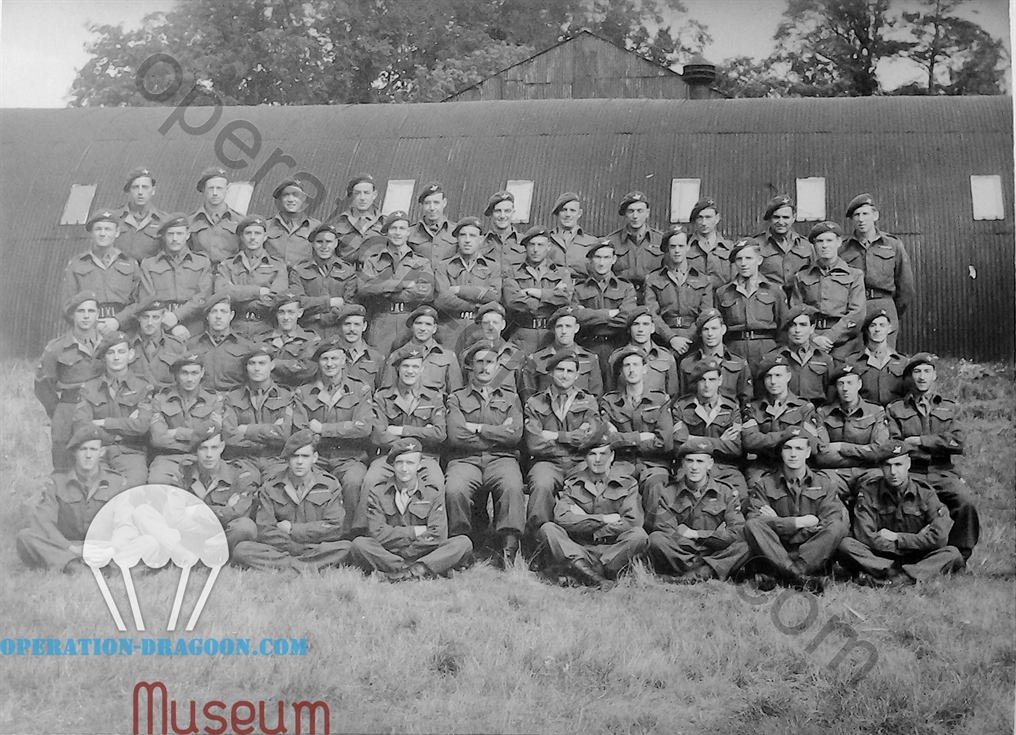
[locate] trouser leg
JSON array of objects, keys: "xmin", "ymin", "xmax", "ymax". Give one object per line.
[
  {"xmin": 743, "ymin": 518, "xmax": 798, "ymax": 577},
  {"xmin": 224, "ymin": 518, "xmax": 258, "ymax": 551},
  {"xmin": 16, "ymin": 526, "xmax": 79, "ymax": 571},
  {"xmin": 231, "ymin": 541, "xmax": 304, "ymax": 571},
  {"xmin": 536, "ymin": 522, "xmax": 593, "ymax": 569},
  {"xmin": 148, "ymin": 454, "xmax": 188, "ymax": 484},
  {"xmin": 647, "ymin": 531, "xmax": 702, "ymax": 575},
  {"xmin": 294, "ymin": 540, "xmax": 354, "ymax": 570},
  {"xmin": 347, "ymin": 536, "xmax": 409, "ymax": 574},
  {"xmin": 596, "ymin": 527, "xmax": 649, "ymax": 578},
  {"xmin": 527, "ymin": 460, "xmax": 564, "ymax": 532},
  {"xmin": 50, "ymin": 402, "xmax": 76, "ymax": 471},
  {"xmin": 415, "ymin": 536, "xmax": 473, "ymax": 576},
  {"xmin": 444, "ymin": 460, "xmax": 483, "ymax": 537},
  {"xmin": 487, "ymin": 456, "xmax": 525, "ymax": 537},
  {"xmin": 638, "ymin": 463, "xmax": 669, "ymax": 519},
  {"xmin": 792, "ymin": 520, "xmax": 848, "ymax": 575},
  {"xmin": 107, "ymin": 449, "xmax": 149, "ymax": 488},
  {"xmin": 328, "ymin": 458, "xmax": 368, "ymax": 536},
  {"xmin": 368, "ymin": 313, "xmax": 402, "ymax": 355},
  {"xmin": 836, "ymin": 536, "xmax": 896, "ymax": 577},
  {"xmin": 900, "ymin": 546, "xmax": 964, "ymax": 581},
  {"xmin": 925, "ymin": 470, "xmax": 979, "ymax": 560}
]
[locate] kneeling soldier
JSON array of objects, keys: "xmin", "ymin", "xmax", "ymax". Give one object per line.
[
  {"xmin": 837, "ymin": 440, "xmax": 963, "ymax": 586},
  {"xmin": 233, "ymin": 431, "xmax": 354, "ymax": 571},
  {"xmin": 646, "ymin": 440, "xmax": 750, "ymax": 583},
  {"xmin": 536, "ymin": 429, "xmax": 649, "ymax": 588},
  {"xmin": 17, "ymin": 426, "xmax": 128, "ymax": 572},
  {"xmin": 350, "ymin": 438, "xmax": 472, "ymax": 580}
]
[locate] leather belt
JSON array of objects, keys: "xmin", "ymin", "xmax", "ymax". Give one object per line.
[
  {"xmin": 865, "ymin": 289, "xmax": 891, "ymax": 300},
  {"xmin": 97, "ymin": 303, "xmax": 119, "ymax": 319},
  {"xmin": 728, "ymin": 329, "xmax": 776, "ymax": 341},
  {"xmin": 664, "ymin": 316, "xmax": 694, "ymax": 328},
  {"xmin": 458, "ymin": 311, "xmax": 475, "ymax": 320},
  {"xmin": 519, "ymin": 317, "xmax": 549, "ymax": 329},
  {"xmin": 388, "ymin": 302, "xmax": 408, "ymax": 313},
  {"xmin": 585, "ymin": 333, "xmax": 617, "ymax": 342},
  {"xmin": 814, "ymin": 318, "xmax": 835, "ymax": 330}
]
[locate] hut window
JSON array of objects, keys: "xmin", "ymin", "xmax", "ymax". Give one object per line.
[
  {"xmin": 970, "ymin": 175, "xmax": 1004, "ymax": 220},
  {"xmin": 60, "ymin": 184, "xmax": 97, "ymax": 225},
  {"xmin": 670, "ymin": 178, "xmax": 701, "ymax": 223},
  {"xmin": 506, "ymin": 180, "xmax": 534, "ymax": 223},
  {"xmin": 795, "ymin": 177, "xmax": 826, "ymax": 221},
  {"xmin": 225, "ymin": 181, "xmax": 254, "ymax": 215},
  {"xmin": 383, "ymin": 179, "xmax": 416, "ymax": 215}
]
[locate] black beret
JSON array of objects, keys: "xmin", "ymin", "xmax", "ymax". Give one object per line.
[
  {"xmin": 689, "ymin": 197, "xmax": 717, "ymax": 222},
  {"xmin": 484, "ymin": 190, "xmax": 514, "ymax": 216},
  {"xmin": 755, "ymin": 352, "xmax": 791, "ymax": 381},
  {"xmin": 808, "ymin": 221, "xmax": 843, "ymax": 242},
  {"xmin": 625, "ymin": 306, "xmax": 654, "ymax": 328},
  {"xmin": 777, "ymin": 427, "xmax": 817, "ymax": 450},
  {"xmin": 660, "ymin": 225, "xmax": 688, "ymax": 246},
  {"xmin": 96, "ymin": 331, "xmax": 131, "ymax": 358},
  {"xmin": 551, "ymin": 192, "xmax": 580, "ymax": 215},
  {"xmin": 335, "ymin": 303, "xmax": 367, "ymax": 323},
  {"xmin": 727, "ymin": 238, "xmax": 762, "ymax": 263},
  {"xmin": 190, "ymin": 424, "xmax": 223, "ymax": 451},
  {"xmin": 67, "ymin": 425, "xmax": 104, "ymax": 451},
  {"xmin": 85, "ymin": 209, "xmax": 119, "ymax": 232},
  {"xmin": 386, "ymin": 437, "xmax": 424, "ymax": 464},
  {"xmin": 63, "ymin": 290, "xmax": 99, "ymax": 318},
  {"xmin": 763, "ymin": 195, "xmax": 795, "ymax": 220},
  {"xmin": 845, "ymin": 193, "xmax": 875, "ymax": 218},
  {"xmin": 390, "ymin": 346, "xmax": 426, "ymax": 367},
  {"xmin": 548, "ymin": 305, "xmax": 579, "ymax": 328},
  {"xmin": 313, "ymin": 338, "xmax": 346, "ymax": 361},
  {"xmin": 876, "ymin": 439, "xmax": 912, "ymax": 462},
  {"xmin": 136, "ymin": 298, "xmax": 167, "ymax": 314},
  {"xmin": 452, "ymin": 216, "xmax": 483, "ymax": 237},
  {"xmin": 904, "ymin": 352, "xmax": 937, "ymax": 376},
  {"xmin": 695, "ymin": 308, "xmax": 724, "ymax": 332},
  {"xmin": 474, "ymin": 302, "xmax": 507, "ymax": 323},
  {"xmin": 123, "ymin": 167, "xmax": 155, "ymax": 192},
  {"xmin": 575, "ymin": 422, "xmax": 610, "ymax": 454},
  {"xmin": 271, "ymin": 292, "xmax": 303, "ymax": 312},
  {"xmin": 202, "ymin": 292, "xmax": 232, "ymax": 315},
  {"xmin": 196, "ymin": 167, "xmax": 228, "ymax": 192},
  {"xmin": 687, "ymin": 358, "xmax": 722, "ymax": 385},
  {"xmin": 380, "ymin": 210, "xmax": 410, "ymax": 233},
  {"xmin": 546, "ymin": 349, "xmax": 580, "ymax": 371},
  {"xmin": 863, "ymin": 307, "xmax": 894, "ymax": 331},
  {"xmin": 520, "ymin": 225, "xmax": 550, "ymax": 246},
  {"xmin": 346, "ymin": 174, "xmax": 376, "ymax": 197},
  {"xmin": 612, "ymin": 346, "xmax": 646, "ymax": 375},
  {"xmin": 272, "ymin": 178, "xmax": 305, "ymax": 199},
  {"xmin": 405, "ymin": 305, "xmax": 439, "ymax": 328},
  {"xmin": 283, "ymin": 429, "xmax": 317, "ymax": 457},
  {"xmin": 309, "ymin": 223, "xmax": 341, "ymax": 241},
  {"xmin": 586, "ymin": 239, "xmax": 615, "ymax": 259},
  {"xmin": 677, "ymin": 438, "xmax": 714, "ymax": 458},
  {"xmin": 828, "ymin": 362, "xmax": 862, "ymax": 383},
  {"xmin": 243, "ymin": 345, "xmax": 275, "ymax": 364},
  {"xmin": 461, "ymin": 340, "xmax": 498, "ymax": 369},
  {"xmin": 617, "ymin": 190, "xmax": 649, "ymax": 215},
  {"xmin": 157, "ymin": 213, "xmax": 190, "ymax": 237},
  {"xmin": 783, "ymin": 304, "xmax": 817, "ymax": 329},
  {"xmin": 237, "ymin": 215, "xmax": 268, "ymax": 235},
  {"xmin": 170, "ymin": 352, "xmax": 203, "ymax": 374},
  {"xmin": 417, "ymin": 181, "xmax": 444, "ymax": 203}
]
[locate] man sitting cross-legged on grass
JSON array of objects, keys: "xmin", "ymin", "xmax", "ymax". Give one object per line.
[
  {"xmin": 349, "ymin": 438, "xmax": 473, "ymax": 581},
  {"xmin": 232, "ymin": 430, "xmax": 354, "ymax": 572},
  {"xmin": 16, "ymin": 426, "xmax": 128, "ymax": 573},
  {"xmin": 646, "ymin": 439, "xmax": 750, "ymax": 584},
  {"xmin": 837, "ymin": 439, "xmax": 964, "ymax": 587},
  {"xmin": 535, "ymin": 427, "xmax": 649, "ymax": 589}
]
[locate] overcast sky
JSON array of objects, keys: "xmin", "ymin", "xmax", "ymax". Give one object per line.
[{"xmin": 0, "ymin": 0, "xmax": 1011, "ymax": 108}]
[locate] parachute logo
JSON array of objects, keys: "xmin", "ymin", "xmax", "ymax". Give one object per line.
[{"xmin": 83, "ymin": 485, "xmax": 228, "ymax": 632}]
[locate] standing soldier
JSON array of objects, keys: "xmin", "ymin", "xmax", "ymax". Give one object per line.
[
  {"xmin": 434, "ymin": 216, "xmax": 502, "ymax": 348},
  {"xmin": 687, "ymin": 197, "xmax": 733, "ymax": 286},
  {"xmin": 678, "ymin": 309, "xmax": 752, "ymax": 409},
  {"xmin": 790, "ymin": 221, "xmax": 866, "ymax": 359},
  {"xmin": 189, "ymin": 167, "xmax": 243, "ymax": 266},
  {"xmin": 288, "ymin": 223, "xmax": 358, "ymax": 340},
  {"xmin": 128, "ymin": 300, "xmax": 187, "ymax": 388},
  {"xmin": 548, "ymin": 192, "xmax": 598, "ymax": 277},
  {"xmin": 521, "ymin": 306, "xmax": 603, "ymax": 402},
  {"xmin": 380, "ymin": 306, "xmax": 463, "ymax": 394},
  {"xmin": 840, "ymin": 193, "xmax": 916, "ymax": 346},
  {"xmin": 503, "ymin": 226, "xmax": 574, "ymax": 356},
  {"xmin": 410, "ymin": 181, "xmax": 457, "ymax": 264},
  {"xmin": 751, "ymin": 195, "xmax": 814, "ymax": 297},
  {"xmin": 716, "ymin": 239, "xmax": 786, "ymax": 372},
  {"xmin": 265, "ymin": 178, "xmax": 321, "ymax": 267},
  {"xmin": 574, "ymin": 240, "xmax": 637, "ymax": 382},
  {"xmin": 138, "ymin": 213, "xmax": 214, "ymax": 341},
  {"xmin": 606, "ymin": 307, "xmax": 679, "ymax": 395},
  {"xmin": 35, "ymin": 292, "xmax": 104, "ymax": 470},
  {"xmin": 214, "ymin": 215, "xmax": 288, "ymax": 341},
  {"xmin": 115, "ymin": 167, "xmax": 167, "ymax": 263},
  {"xmin": 643, "ymin": 226, "xmax": 713, "ymax": 360},
  {"xmin": 605, "ymin": 190, "xmax": 663, "ymax": 295},
  {"xmin": 764, "ymin": 305, "xmax": 832, "ymax": 406},
  {"xmin": 73, "ymin": 331, "xmax": 153, "ymax": 488},
  {"xmin": 469, "ymin": 303, "xmax": 526, "ymax": 393},
  {"xmin": 187, "ymin": 293, "xmax": 258, "ymax": 392},
  {"xmin": 333, "ymin": 174, "xmax": 384, "ymax": 264},
  {"xmin": 445, "ymin": 341, "xmax": 526, "ymax": 565},
  {"xmin": 483, "ymin": 190, "xmax": 522, "ymax": 269},
  {"xmin": 262, "ymin": 293, "xmax": 320, "ymax": 387},
  {"xmin": 60, "ymin": 210, "xmax": 142, "ymax": 337},
  {"xmin": 358, "ymin": 210, "xmax": 435, "ymax": 355},
  {"xmin": 842, "ymin": 308, "xmax": 908, "ymax": 407}
]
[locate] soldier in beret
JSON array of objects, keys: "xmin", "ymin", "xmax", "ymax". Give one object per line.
[
  {"xmin": 187, "ymin": 293, "xmax": 259, "ymax": 392},
  {"xmin": 138, "ymin": 213, "xmax": 214, "ymax": 341},
  {"xmin": 521, "ymin": 306, "xmax": 603, "ymax": 402},
  {"xmin": 233, "ymin": 431, "xmax": 356, "ymax": 571},
  {"xmin": 503, "ymin": 225, "xmax": 574, "ymax": 356},
  {"xmin": 841, "ymin": 308, "xmax": 908, "ymax": 407},
  {"xmin": 643, "ymin": 225, "xmax": 713, "ymax": 358},
  {"xmin": 265, "ymin": 178, "xmax": 322, "ymax": 267},
  {"xmin": 790, "ymin": 222, "xmax": 865, "ymax": 359},
  {"xmin": 16, "ymin": 427, "xmax": 128, "ymax": 572},
  {"xmin": 115, "ymin": 167, "xmax": 167, "ymax": 262},
  {"xmin": 523, "ymin": 350, "xmax": 604, "ymax": 531},
  {"xmin": 35, "ymin": 292, "xmax": 104, "ymax": 470},
  {"xmin": 434, "ymin": 216, "xmax": 503, "ymax": 348},
  {"xmin": 72, "ymin": 331, "xmax": 153, "ymax": 488},
  {"xmin": 288, "ymin": 223, "xmax": 359, "ymax": 340},
  {"xmin": 839, "ymin": 194, "xmax": 916, "ymax": 348},
  {"xmin": 535, "ymin": 429, "xmax": 649, "ymax": 588},
  {"xmin": 687, "ymin": 197, "xmax": 733, "ymax": 286},
  {"xmin": 127, "ymin": 299, "xmax": 188, "ymax": 388},
  {"xmin": 605, "ymin": 307, "xmax": 679, "ymax": 395},
  {"xmin": 605, "ymin": 190, "xmax": 664, "ymax": 294},
  {"xmin": 483, "ymin": 190, "xmax": 522, "ymax": 269},
  {"xmin": 330, "ymin": 304, "xmax": 384, "ymax": 390},
  {"xmin": 646, "ymin": 440, "xmax": 750, "ymax": 583},
  {"xmin": 750, "ymin": 195, "xmax": 814, "ymax": 297},
  {"xmin": 886, "ymin": 354, "xmax": 979, "ymax": 561},
  {"xmin": 743, "ymin": 430, "xmax": 849, "ymax": 593},
  {"xmin": 380, "ymin": 305, "xmax": 463, "ymax": 393},
  {"xmin": 445, "ymin": 341, "xmax": 526, "ymax": 564},
  {"xmin": 574, "ymin": 240, "xmax": 638, "ymax": 382},
  {"xmin": 677, "ymin": 308, "xmax": 752, "ymax": 409},
  {"xmin": 188, "ymin": 166, "xmax": 243, "ymax": 265},
  {"xmin": 262, "ymin": 293, "xmax": 320, "ymax": 387},
  {"xmin": 214, "ymin": 215, "xmax": 288, "ymax": 340},
  {"xmin": 762, "ymin": 304, "xmax": 831, "ymax": 406},
  {"xmin": 349, "ymin": 438, "xmax": 473, "ymax": 580},
  {"xmin": 148, "ymin": 353, "xmax": 226, "ymax": 484},
  {"xmin": 548, "ymin": 191, "xmax": 599, "ymax": 277},
  {"xmin": 332, "ymin": 174, "xmax": 384, "ymax": 264},
  {"xmin": 467, "ymin": 303, "xmax": 526, "ymax": 393},
  {"xmin": 836, "ymin": 440, "xmax": 963, "ymax": 585},
  {"xmin": 409, "ymin": 181, "xmax": 457, "ymax": 264},
  {"xmin": 358, "ymin": 210, "xmax": 436, "ymax": 355},
  {"xmin": 60, "ymin": 209, "xmax": 143, "ymax": 338}
]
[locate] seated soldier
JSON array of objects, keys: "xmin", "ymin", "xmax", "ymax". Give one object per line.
[
  {"xmin": 73, "ymin": 331, "xmax": 153, "ymax": 488},
  {"xmin": 606, "ymin": 306, "xmax": 679, "ymax": 395},
  {"xmin": 887, "ymin": 353, "xmax": 979, "ymax": 562},
  {"xmin": 222, "ymin": 346, "xmax": 295, "ymax": 483},
  {"xmin": 643, "ymin": 226, "xmax": 713, "ymax": 360},
  {"xmin": 148, "ymin": 353, "xmax": 226, "ymax": 484},
  {"xmin": 445, "ymin": 341, "xmax": 526, "ymax": 564},
  {"xmin": 646, "ymin": 439, "xmax": 750, "ymax": 583},
  {"xmin": 600, "ymin": 346, "xmax": 672, "ymax": 514},
  {"xmin": 716, "ymin": 239, "xmax": 786, "ymax": 372},
  {"xmin": 349, "ymin": 438, "xmax": 473, "ymax": 581},
  {"xmin": 503, "ymin": 225, "xmax": 574, "ymax": 356},
  {"xmin": 214, "ymin": 215, "xmax": 288, "ymax": 340},
  {"xmin": 288, "ymin": 223, "xmax": 359, "ymax": 340},
  {"xmin": 179, "ymin": 427, "xmax": 258, "ymax": 552},
  {"xmin": 380, "ymin": 306, "xmax": 463, "ymax": 393},
  {"xmin": 842, "ymin": 308, "xmax": 907, "ymax": 407},
  {"xmin": 574, "ymin": 240, "xmax": 637, "ymax": 381},
  {"xmin": 521, "ymin": 306, "xmax": 602, "ymax": 402},
  {"xmin": 264, "ymin": 178, "xmax": 321, "ymax": 267},
  {"xmin": 523, "ymin": 350, "xmax": 604, "ymax": 532},
  {"xmin": 233, "ymin": 430, "xmax": 354, "ymax": 572},
  {"xmin": 292, "ymin": 339, "xmax": 373, "ymax": 535},
  {"xmin": 743, "ymin": 430, "xmax": 849, "ymax": 593},
  {"xmin": 672, "ymin": 358, "xmax": 747, "ymax": 499},
  {"xmin": 434, "ymin": 216, "xmax": 502, "ymax": 348},
  {"xmin": 127, "ymin": 299, "xmax": 187, "ymax": 388},
  {"xmin": 16, "ymin": 426, "xmax": 128, "ymax": 572},
  {"xmin": 535, "ymin": 429, "xmax": 649, "ymax": 588},
  {"xmin": 187, "ymin": 292, "xmax": 258, "ymax": 392},
  {"xmin": 262, "ymin": 292, "xmax": 320, "ymax": 387},
  {"xmin": 764, "ymin": 304, "xmax": 832, "ymax": 406},
  {"xmin": 678, "ymin": 308, "xmax": 752, "ymax": 410},
  {"xmin": 837, "ymin": 440, "xmax": 964, "ymax": 586},
  {"xmin": 606, "ymin": 191, "xmax": 664, "ymax": 297},
  {"xmin": 466, "ymin": 303, "xmax": 526, "ymax": 393},
  {"xmin": 332, "ymin": 304, "xmax": 384, "ymax": 390}
]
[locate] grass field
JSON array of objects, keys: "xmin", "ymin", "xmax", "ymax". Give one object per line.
[{"xmin": 1, "ymin": 358, "xmax": 1013, "ymax": 735}]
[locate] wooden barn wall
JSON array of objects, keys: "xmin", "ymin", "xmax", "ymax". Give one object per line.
[{"xmin": 0, "ymin": 98, "xmax": 1012, "ymax": 361}]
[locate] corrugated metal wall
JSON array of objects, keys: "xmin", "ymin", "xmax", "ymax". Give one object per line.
[{"xmin": 1, "ymin": 97, "xmax": 1012, "ymax": 361}]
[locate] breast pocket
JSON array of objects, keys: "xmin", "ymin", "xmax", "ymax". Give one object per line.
[
  {"xmin": 868, "ymin": 248, "xmax": 897, "ymax": 290},
  {"xmin": 407, "ymin": 500, "xmax": 433, "ymax": 524}
]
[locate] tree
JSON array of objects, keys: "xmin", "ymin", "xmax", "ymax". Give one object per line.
[{"xmin": 713, "ymin": 56, "xmax": 789, "ymax": 98}]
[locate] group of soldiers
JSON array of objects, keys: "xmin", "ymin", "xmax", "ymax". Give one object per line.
[{"xmin": 21, "ymin": 165, "xmax": 979, "ymax": 590}]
